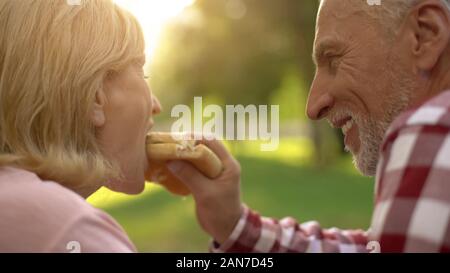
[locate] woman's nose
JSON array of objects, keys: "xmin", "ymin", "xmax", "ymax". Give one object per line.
[{"xmin": 152, "ymin": 95, "xmax": 162, "ymax": 115}]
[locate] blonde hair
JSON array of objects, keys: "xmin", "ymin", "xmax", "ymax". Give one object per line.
[{"xmin": 0, "ymin": 0, "xmax": 145, "ymax": 191}]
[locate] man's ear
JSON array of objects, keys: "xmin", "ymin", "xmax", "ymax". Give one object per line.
[
  {"xmin": 408, "ymin": 0, "xmax": 450, "ymax": 71},
  {"xmin": 91, "ymin": 89, "xmax": 107, "ymax": 128}
]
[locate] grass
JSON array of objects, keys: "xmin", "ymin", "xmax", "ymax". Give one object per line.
[{"xmin": 87, "ymin": 138, "xmax": 374, "ymax": 252}]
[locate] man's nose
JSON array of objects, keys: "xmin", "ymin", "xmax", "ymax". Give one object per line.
[
  {"xmin": 152, "ymin": 95, "xmax": 162, "ymax": 115},
  {"xmin": 306, "ymin": 84, "xmax": 335, "ymax": 120}
]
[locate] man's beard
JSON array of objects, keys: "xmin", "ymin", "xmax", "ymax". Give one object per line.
[
  {"xmin": 354, "ymin": 64, "xmax": 415, "ymax": 176},
  {"xmin": 328, "ymin": 61, "xmax": 415, "ymax": 177}
]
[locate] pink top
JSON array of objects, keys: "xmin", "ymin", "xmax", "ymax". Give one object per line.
[{"xmin": 0, "ymin": 166, "xmax": 137, "ymax": 253}]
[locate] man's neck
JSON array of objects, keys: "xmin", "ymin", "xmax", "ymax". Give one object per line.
[
  {"xmin": 414, "ymin": 62, "xmax": 450, "ymax": 107},
  {"xmin": 430, "ymin": 72, "xmax": 450, "ymax": 97},
  {"xmin": 429, "ymin": 46, "xmax": 450, "ymax": 92}
]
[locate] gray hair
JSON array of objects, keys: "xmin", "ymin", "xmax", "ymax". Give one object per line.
[
  {"xmin": 320, "ymin": 0, "xmax": 450, "ymax": 36},
  {"xmin": 362, "ymin": 0, "xmax": 450, "ymax": 38},
  {"xmin": 371, "ymin": 0, "xmax": 450, "ymax": 33}
]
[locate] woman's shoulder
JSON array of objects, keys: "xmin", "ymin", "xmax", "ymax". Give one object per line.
[
  {"xmin": 0, "ymin": 166, "xmax": 90, "ymax": 214},
  {"xmin": 0, "ymin": 166, "xmax": 135, "ymax": 252}
]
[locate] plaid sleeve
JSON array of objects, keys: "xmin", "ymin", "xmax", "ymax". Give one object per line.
[
  {"xmin": 370, "ymin": 92, "xmax": 450, "ymax": 252},
  {"xmin": 209, "ymin": 205, "xmax": 369, "ymax": 253}
]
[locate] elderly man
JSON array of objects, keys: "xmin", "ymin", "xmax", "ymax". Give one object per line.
[{"xmin": 168, "ymin": 0, "xmax": 450, "ymax": 252}]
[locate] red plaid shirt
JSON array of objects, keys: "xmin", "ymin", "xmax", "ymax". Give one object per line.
[{"xmin": 211, "ymin": 91, "xmax": 450, "ymax": 253}]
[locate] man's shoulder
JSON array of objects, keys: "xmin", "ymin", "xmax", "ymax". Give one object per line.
[
  {"xmin": 386, "ymin": 90, "xmax": 450, "ymax": 137},
  {"xmin": 374, "ymin": 91, "xmax": 450, "ymax": 252}
]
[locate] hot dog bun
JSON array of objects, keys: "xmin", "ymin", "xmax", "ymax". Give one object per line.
[{"xmin": 145, "ymin": 132, "xmax": 223, "ymax": 196}]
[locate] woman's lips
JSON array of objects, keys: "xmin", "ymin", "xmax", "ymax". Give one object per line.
[{"xmin": 147, "ymin": 120, "xmax": 154, "ymax": 133}]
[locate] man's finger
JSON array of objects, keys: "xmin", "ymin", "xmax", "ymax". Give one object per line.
[
  {"xmin": 167, "ymin": 160, "xmax": 211, "ymax": 192},
  {"xmin": 197, "ymin": 138, "xmax": 232, "ymax": 162}
]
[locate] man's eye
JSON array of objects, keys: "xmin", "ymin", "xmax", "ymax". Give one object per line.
[{"xmin": 327, "ymin": 55, "xmax": 341, "ymax": 70}]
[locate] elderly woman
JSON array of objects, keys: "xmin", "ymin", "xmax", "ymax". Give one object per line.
[
  {"xmin": 0, "ymin": 0, "xmax": 242, "ymax": 253},
  {"xmin": 0, "ymin": 0, "xmax": 166, "ymax": 252},
  {"xmin": 0, "ymin": 0, "xmax": 179, "ymax": 252}
]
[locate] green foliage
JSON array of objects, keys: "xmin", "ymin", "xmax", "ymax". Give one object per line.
[
  {"xmin": 150, "ymin": 0, "xmax": 319, "ymax": 109},
  {"xmin": 270, "ymin": 67, "xmax": 308, "ymax": 122}
]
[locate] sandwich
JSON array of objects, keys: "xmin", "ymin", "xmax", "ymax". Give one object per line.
[{"xmin": 145, "ymin": 132, "xmax": 224, "ymax": 195}]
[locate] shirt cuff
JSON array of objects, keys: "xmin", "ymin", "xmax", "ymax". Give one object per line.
[{"xmin": 209, "ymin": 204, "xmax": 250, "ymax": 253}]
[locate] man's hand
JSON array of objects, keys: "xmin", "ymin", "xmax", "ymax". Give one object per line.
[{"xmin": 166, "ymin": 138, "xmax": 243, "ymax": 245}]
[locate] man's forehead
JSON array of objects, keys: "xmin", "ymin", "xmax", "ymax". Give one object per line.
[
  {"xmin": 318, "ymin": 0, "xmax": 366, "ymax": 25},
  {"xmin": 313, "ymin": 0, "xmax": 375, "ymax": 64},
  {"xmin": 315, "ymin": 0, "xmax": 368, "ymax": 41},
  {"xmin": 317, "ymin": 0, "xmax": 367, "ymax": 31}
]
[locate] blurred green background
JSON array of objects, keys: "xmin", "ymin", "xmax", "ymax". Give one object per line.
[{"xmin": 88, "ymin": 0, "xmax": 374, "ymax": 252}]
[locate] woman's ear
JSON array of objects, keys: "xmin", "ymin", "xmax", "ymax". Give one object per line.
[{"xmin": 91, "ymin": 89, "xmax": 107, "ymax": 128}]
